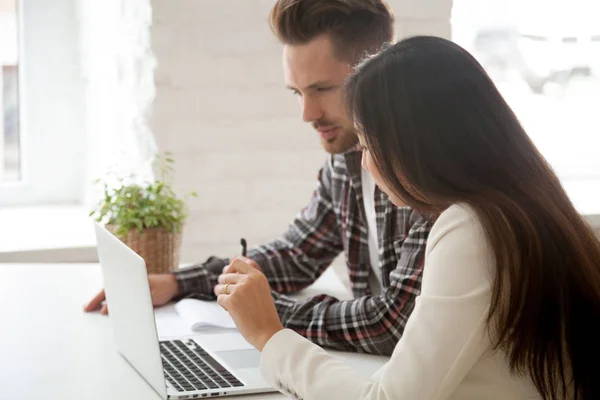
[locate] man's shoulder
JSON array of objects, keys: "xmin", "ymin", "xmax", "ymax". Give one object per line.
[
  {"xmin": 396, "ymin": 206, "xmax": 434, "ymax": 232},
  {"xmin": 315, "ymin": 151, "xmax": 361, "ymax": 201}
]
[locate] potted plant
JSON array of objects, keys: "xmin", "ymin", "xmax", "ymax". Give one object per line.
[{"xmin": 89, "ymin": 152, "xmax": 197, "ymax": 274}]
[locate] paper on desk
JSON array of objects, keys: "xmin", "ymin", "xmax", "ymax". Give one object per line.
[{"xmin": 174, "ymin": 298, "xmax": 237, "ymax": 330}]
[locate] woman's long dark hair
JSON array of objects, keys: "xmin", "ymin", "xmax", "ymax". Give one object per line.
[{"xmin": 345, "ymin": 36, "xmax": 600, "ymax": 399}]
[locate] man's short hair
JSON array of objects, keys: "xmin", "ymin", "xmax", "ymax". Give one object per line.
[{"xmin": 269, "ymin": 0, "xmax": 395, "ymax": 63}]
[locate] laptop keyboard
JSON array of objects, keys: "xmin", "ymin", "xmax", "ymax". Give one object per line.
[{"xmin": 160, "ymin": 339, "xmax": 244, "ymax": 393}]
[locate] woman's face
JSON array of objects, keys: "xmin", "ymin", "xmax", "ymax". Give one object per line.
[{"xmin": 358, "ymin": 134, "xmax": 406, "ymax": 207}]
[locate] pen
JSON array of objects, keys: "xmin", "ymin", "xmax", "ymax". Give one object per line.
[{"xmin": 240, "ymin": 238, "xmax": 247, "ymax": 257}]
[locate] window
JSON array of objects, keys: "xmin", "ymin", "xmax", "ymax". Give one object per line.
[
  {"xmin": 0, "ymin": 0, "xmax": 20, "ymax": 182},
  {"xmin": 0, "ymin": 0, "xmax": 86, "ymax": 206},
  {"xmin": 452, "ymin": 0, "xmax": 600, "ymax": 215}
]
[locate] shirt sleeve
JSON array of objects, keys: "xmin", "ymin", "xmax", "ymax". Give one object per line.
[
  {"xmin": 266, "ymin": 209, "xmax": 429, "ymax": 356},
  {"xmin": 173, "ymin": 157, "xmax": 343, "ymax": 300}
]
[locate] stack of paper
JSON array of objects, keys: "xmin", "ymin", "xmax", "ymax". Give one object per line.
[{"xmin": 174, "ymin": 298, "xmax": 237, "ymax": 331}]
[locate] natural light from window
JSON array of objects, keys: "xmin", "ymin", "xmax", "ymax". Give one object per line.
[
  {"xmin": 452, "ymin": 0, "xmax": 600, "ymax": 214},
  {"xmin": 0, "ymin": 0, "xmax": 20, "ymax": 183}
]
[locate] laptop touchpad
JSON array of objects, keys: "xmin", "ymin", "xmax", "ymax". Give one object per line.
[{"xmin": 216, "ymin": 349, "xmax": 261, "ymax": 369}]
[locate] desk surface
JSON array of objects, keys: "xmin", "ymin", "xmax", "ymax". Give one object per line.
[{"xmin": 0, "ymin": 264, "xmax": 388, "ymax": 400}]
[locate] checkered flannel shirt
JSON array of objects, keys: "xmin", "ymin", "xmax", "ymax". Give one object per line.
[{"xmin": 173, "ymin": 149, "xmax": 432, "ymax": 356}]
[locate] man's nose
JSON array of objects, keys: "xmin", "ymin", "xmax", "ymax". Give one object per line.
[{"xmin": 301, "ymin": 96, "xmax": 322, "ymax": 123}]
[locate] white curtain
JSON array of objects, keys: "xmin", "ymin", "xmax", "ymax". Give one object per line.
[{"xmin": 77, "ymin": 0, "xmax": 158, "ymax": 209}]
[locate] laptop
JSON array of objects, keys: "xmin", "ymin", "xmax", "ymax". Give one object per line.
[{"xmin": 94, "ymin": 223, "xmax": 277, "ymax": 399}]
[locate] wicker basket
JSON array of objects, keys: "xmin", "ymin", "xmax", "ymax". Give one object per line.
[{"xmin": 106, "ymin": 225, "xmax": 182, "ymax": 275}]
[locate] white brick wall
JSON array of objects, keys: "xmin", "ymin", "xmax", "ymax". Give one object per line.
[{"xmin": 149, "ymin": 0, "xmax": 453, "ymax": 263}]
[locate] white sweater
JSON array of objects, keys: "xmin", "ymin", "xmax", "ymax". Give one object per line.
[{"xmin": 260, "ymin": 204, "xmax": 541, "ymax": 400}]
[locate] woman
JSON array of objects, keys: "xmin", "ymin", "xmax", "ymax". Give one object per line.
[{"xmin": 214, "ymin": 36, "xmax": 600, "ymax": 399}]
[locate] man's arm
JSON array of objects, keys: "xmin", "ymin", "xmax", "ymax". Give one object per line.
[
  {"xmin": 269, "ymin": 209, "xmax": 430, "ymax": 356},
  {"xmin": 173, "ymin": 157, "xmax": 344, "ymax": 299},
  {"xmin": 173, "ymin": 256, "xmax": 231, "ymax": 301},
  {"xmin": 245, "ymin": 157, "xmax": 344, "ymax": 293}
]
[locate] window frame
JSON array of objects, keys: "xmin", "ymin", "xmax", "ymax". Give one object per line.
[{"xmin": 0, "ymin": 0, "xmax": 86, "ymax": 206}]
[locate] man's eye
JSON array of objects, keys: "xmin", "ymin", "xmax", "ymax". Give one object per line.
[{"xmin": 316, "ymin": 86, "xmax": 333, "ymax": 92}]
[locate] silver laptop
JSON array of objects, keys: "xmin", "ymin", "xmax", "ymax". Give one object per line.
[{"xmin": 94, "ymin": 223, "xmax": 276, "ymax": 399}]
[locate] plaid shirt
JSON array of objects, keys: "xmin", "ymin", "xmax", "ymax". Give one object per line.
[{"xmin": 174, "ymin": 149, "xmax": 432, "ymax": 356}]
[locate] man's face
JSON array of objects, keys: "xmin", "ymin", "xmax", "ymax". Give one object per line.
[{"xmin": 283, "ymin": 35, "xmax": 358, "ymax": 154}]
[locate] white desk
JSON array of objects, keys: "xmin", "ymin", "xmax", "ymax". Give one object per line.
[{"xmin": 0, "ymin": 264, "xmax": 388, "ymax": 400}]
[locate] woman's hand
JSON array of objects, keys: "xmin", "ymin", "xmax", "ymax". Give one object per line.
[{"xmin": 214, "ymin": 258, "xmax": 284, "ymax": 351}]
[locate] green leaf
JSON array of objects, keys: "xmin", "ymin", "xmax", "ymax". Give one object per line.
[{"xmin": 88, "ymin": 151, "xmax": 193, "ymax": 236}]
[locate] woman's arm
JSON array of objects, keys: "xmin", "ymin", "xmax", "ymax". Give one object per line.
[{"xmin": 259, "ymin": 205, "xmax": 494, "ymax": 400}]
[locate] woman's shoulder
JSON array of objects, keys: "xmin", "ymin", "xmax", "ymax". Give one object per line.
[
  {"xmin": 434, "ymin": 203, "xmax": 482, "ymax": 234},
  {"xmin": 423, "ymin": 203, "xmax": 495, "ymax": 296},
  {"xmin": 426, "ymin": 203, "xmax": 486, "ymax": 255}
]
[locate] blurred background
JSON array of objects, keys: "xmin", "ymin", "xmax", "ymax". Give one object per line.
[{"xmin": 1, "ymin": 0, "xmax": 598, "ymax": 266}]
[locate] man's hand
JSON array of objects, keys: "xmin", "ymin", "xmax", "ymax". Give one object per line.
[{"xmin": 83, "ymin": 273, "xmax": 180, "ymax": 315}]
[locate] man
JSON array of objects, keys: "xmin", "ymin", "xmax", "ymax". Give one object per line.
[{"xmin": 85, "ymin": 0, "xmax": 432, "ymax": 356}]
